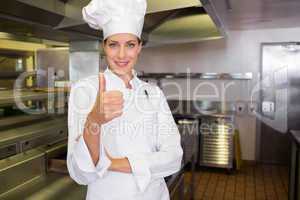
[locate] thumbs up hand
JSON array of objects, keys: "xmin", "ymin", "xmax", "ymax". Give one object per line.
[{"xmin": 88, "ymin": 73, "xmax": 124, "ymax": 125}]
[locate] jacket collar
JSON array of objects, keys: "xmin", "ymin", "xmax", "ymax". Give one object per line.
[{"xmin": 104, "ymin": 68, "xmax": 140, "ymax": 90}]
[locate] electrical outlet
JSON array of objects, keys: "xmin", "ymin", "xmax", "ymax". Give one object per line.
[
  {"xmin": 248, "ymin": 102, "xmax": 258, "ymax": 115},
  {"xmin": 236, "ymin": 101, "xmax": 246, "ymax": 115}
]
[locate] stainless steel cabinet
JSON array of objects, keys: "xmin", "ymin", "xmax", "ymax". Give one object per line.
[
  {"xmin": 177, "ymin": 119, "xmax": 199, "ymax": 165},
  {"xmin": 167, "ymin": 171, "xmax": 185, "ymax": 200},
  {"xmin": 289, "ymin": 130, "xmax": 300, "ymax": 200}
]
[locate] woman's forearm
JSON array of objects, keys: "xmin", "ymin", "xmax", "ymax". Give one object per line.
[
  {"xmin": 109, "ymin": 158, "xmax": 132, "ymax": 173},
  {"xmin": 83, "ymin": 115, "xmax": 101, "ymax": 166},
  {"xmin": 83, "ymin": 114, "xmax": 132, "ymax": 172}
]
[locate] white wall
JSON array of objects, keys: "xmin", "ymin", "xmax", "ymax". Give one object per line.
[{"xmin": 136, "ymin": 27, "xmax": 300, "ymax": 161}]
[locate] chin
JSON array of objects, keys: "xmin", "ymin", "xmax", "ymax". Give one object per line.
[{"xmin": 111, "ymin": 65, "xmax": 133, "ymax": 76}]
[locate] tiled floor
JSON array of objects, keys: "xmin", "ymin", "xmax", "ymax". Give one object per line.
[{"xmin": 184, "ymin": 163, "xmax": 289, "ymax": 200}]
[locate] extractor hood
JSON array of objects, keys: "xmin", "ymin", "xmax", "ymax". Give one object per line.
[{"xmin": 0, "ymin": 0, "xmax": 225, "ymax": 46}]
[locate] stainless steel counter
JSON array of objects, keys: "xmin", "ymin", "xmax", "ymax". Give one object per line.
[
  {"xmin": 1, "ymin": 172, "xmax": 87, "ymax": 200},
  {"xmin": 0, "ymin": 116, "xmax": 67, "ymax": 160},
  {"xmin": 0, "ymin": 115, "xmax": 50, "ymax": 131},
  {"xmin": 2, "ymin": 168, "xmax": 182, "ymax": 200},
  {"xmin": 290, "ymin": 130, "xmax": 300, "ymax": 146},
  {"xmin": 172, "ymin": 112, "xmax": 236, "ymax": 119},
  {"xmin": 0, "ymin": 116, "xmax": 67, "ymax": 150},
  {"xmin": 0, "ymin": 89, "xmax": 68, "ymax": 106},
  {"xmin": 0, "ymin": 104, "xmax": 201, "ymax": 199}
]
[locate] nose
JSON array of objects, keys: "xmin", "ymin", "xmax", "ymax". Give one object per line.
[{"xmin": 118, "ymin": 45, "xmax": 126, "ymax": 59}]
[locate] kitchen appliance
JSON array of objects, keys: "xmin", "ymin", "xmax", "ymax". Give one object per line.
[
  {"xmin": 199, "ymin": 115, "xmax": 235, "ymax": 170},
  {"xmin": 165, "ymin": 171, "xmax": 185, "ymax": 200},
  {"xmin": 169, "ymin": 99, "xmax": 236, "ymax": 170},
  {"xmin": 0, "ymin": 89, "xmax": 78, "ymax": 199},
  {"xmin": 259, "ymin": 42, "xmax": 300, "ymax": 164},
  {"xmin": 175, "ymin": 117, "xmax": 199, "ymax": 199},
  {"xmin": 258, "ymin": 42, "xmax": 300, "ymax": 199},
  {"xmin": 176, "ymin": 118, "xmax": 199, "ymax": 166}
]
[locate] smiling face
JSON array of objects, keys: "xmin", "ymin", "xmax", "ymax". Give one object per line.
[{"xmin": 103, "ymin": 33, "xmax": 142, "ymax": 79}]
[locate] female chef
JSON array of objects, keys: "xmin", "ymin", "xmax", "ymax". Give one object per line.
[{"xmin": 67, "ymin": 0, "xmax": 183, "ymax": 199}]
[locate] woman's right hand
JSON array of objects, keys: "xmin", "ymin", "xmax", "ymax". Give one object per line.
[{"xmin": 87, "ymin": 73, "xmax": 124, "ymax": 125}]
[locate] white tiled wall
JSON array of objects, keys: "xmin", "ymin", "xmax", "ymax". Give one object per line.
[
  {"xmin": 136, "ymin": 27, "xmax": 300, "ymax": 161},
  {"xmin": 160, "ymin": 79, "xmax": 251, "ymax": 102}
]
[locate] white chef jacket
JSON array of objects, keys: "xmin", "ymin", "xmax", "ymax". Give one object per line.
[{"xmin": 67, "ymin": 68, "xmax": 183, "ymax": 200}]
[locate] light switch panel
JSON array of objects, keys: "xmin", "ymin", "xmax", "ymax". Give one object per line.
[{"xmin": 262, "ymin": 101, "xmax": 275, "ymax": 113}]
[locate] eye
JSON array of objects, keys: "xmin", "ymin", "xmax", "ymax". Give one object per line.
[
  {"xmin": 108, "ymin": 43, "xmax": 117, "ymax": 48},
  {"xmin": 127, "ymin": 43, "xmax": 136, "ymax": 48}
]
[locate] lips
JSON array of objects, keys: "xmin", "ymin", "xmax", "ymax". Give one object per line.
[{"xmin": 114, "ymin": 61, "xmax": 129, "ymax": 67}]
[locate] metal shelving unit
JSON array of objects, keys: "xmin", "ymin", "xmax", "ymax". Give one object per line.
[{"xmin": 199, "ymin": 115, "xmax": 235, "ymax": 169}]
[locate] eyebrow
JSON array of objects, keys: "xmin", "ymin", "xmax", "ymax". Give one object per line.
[{"xmin": 108, "ymin": 40, "xmax": 138, "ymax": 43}]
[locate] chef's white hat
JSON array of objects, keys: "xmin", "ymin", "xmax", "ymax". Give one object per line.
[{"xmin": 82, "ymin": 0, "xmax": 147, "ymax": 39}]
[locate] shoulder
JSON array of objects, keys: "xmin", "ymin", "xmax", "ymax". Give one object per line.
[
  {"xmin": 69, "ymin": 75, "xmax": 99, "ymax": 98},
  {"xmin": 68, "ymin": 75, "xmax": 98, "ymax": 113},
  {"xmin": 71, "ymin": 75, "xmax": 98, "ymax": 89}
]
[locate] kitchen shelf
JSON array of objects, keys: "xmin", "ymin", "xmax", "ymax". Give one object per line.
[
  {"xmin": 138, "ymin": 72, "xmax": 253, "ymax": 80},
  {"xmin": 0, "ymin": 71, "xmax": 37, "ymax": 79},
  {"xmin": 0, "ymin": 48, "xmax": 34, "ymax": 58},
  {"xmin": 0, "ymin": 116, "xmax": 67, "ymax": 147},
  {"xmin": 0, "ymin": 114, "xmax": 51, "ymax": 130},
  {"xmin": 0, "ymin": 89, "xmax": 68, "ymax": 106}
]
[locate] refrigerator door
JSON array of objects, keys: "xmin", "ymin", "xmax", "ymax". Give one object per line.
[{"xmin": 259, "ymin": 43, "xmax": 300, "ymax": 164}]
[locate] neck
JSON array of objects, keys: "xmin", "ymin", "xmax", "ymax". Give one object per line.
[
  {"xmin": 108, "ymin": 68, "xmax": 134, "ymax": 89},
  {"xmin": 119, "ymin": 73, "xmax": 133, "ymax": 89}
]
